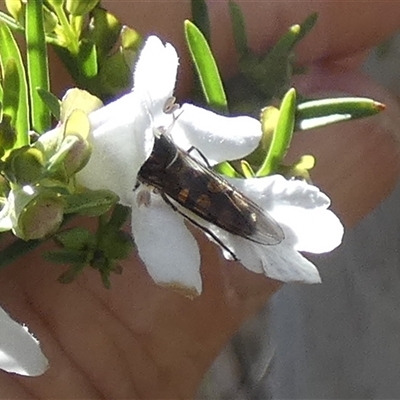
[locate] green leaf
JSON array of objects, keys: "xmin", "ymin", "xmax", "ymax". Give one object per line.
[
  {"xmin": 64, "ymin": 189, "xmax": 118, "ymax": 216},
  {"xmin": 184, "ymin": 20, "xmax": 227, "ymax": 113},
  {"xmin": 77, "ymin": 40, "xmax": 98, "ymax": 79},
  {"xmin": 65, "ymin": 0, "xmax": 100, "ymax": 16},
  {"xmin": 239, "ymin": 13, "xmax": 318, "ymax": 101},
  {"xmin": 296, "ymin": 97, "xmax": 385, "ymax": 130},
  {"xmin": 191, "ymin": 0, "xmax": 211, "ymax": 42},
  {"xmin": 228, "ymin": 0, "xmax": 248, "ymax": 55},
  {"xmin": 107, "ymin": 204, "xmax": 130, "ymax": 230},
  {"xmin": 2, "ymin": 60, "xmax": 20, "ymax": 149},
  {"xmin": 25, "ymin": 0, "xmax": 51, "ymax": 133},
  {"xmin": 98, "ymin": 51, "xmax": 132, "ymax": 97},
  {"xmin": 213, "ymin": 160, "xmax": 241, "ymax": 178},
  {"xmin": 86, "ymin": 7, "xmax": 122, "ymax": 60},
  {"xmin": 0, "ymin": 10, "xmax": 24, "ymax": 32},
  {"xmin": 37, "ymin": 88, "xmax": 61, "ymax": 119},
  {"xmin": 54, "ymin": 226, "xmax": 94, "ymax": 250},
  {"xmin": 295, "ymin": 12, "xmax": 318, "ymax": 43},
  {"xmin": 0, "ymin": 21, "xmax": 29, "ymax": 147},
  {"xmin": 120, "ymin": 26, "xmax": 142, "ymax": 52},
  {"xmin": 45, "ymin": 248, "xmax": 89, "ymax": 264},
  {"xmin": 240, "ymin": 160, "xmax": 255, "ymax": 178},
  {"xmin": 257, "ymin": 88, "xmax": 296, "ymax": 176}
]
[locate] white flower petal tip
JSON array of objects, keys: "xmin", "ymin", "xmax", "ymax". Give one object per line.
[
  {"xmin": 134, "ymin": 36, "xmax": 179, "ymax": 112},
  {"xmin": 0, "ymin": 308, "xmax": 48, "ymax": 376},
  {"xmin": 131, "ymin": 191, "xmax": 203, "ymax": 296},
  {"xmin": 217, "ymin": 175, "xmax": 344, "ymax": 284},
  {"xmin": 174, "ymin": 104, "xmax": 262, "ymax": 165}
]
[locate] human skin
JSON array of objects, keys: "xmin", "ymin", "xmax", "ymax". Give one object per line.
[{"xmin": 0, "ymin": 1, "xmax": 400, "ymax": 398}]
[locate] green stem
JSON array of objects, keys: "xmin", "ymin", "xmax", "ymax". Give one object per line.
[{"xmin": 25, "ymin": 0, "xmax": 51, "ymax": 133}]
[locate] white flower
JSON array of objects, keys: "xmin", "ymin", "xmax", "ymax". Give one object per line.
[
  {"xmin": 77, "ymin": 36, "xmax": 343, "ymax": 296},
  {"xmin": 0, "ymin": 307, "xmax": 48, "ymax": 376}
]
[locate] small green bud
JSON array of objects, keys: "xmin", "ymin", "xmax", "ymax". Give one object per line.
[
  {"xmin": 9, "ymin": 186, "xmax": 65, "ymax": 240},
  {"xmin": 5, "ymin": 0, "xmax": 25, "ymax": 25},
  {"xmin": 120, "ymin": 26, "xmax": 142, "ymax": 52},
  {"xmin": 280, "ymin": 154, "xmax": 315, "ymax": 182},
  {"xmin": 48, "ymin": 132, "xmax": 91, "ymax": 177},
  {"xmin": 43, "ymin": 5, "xmax": 59, "ymax": 33},
  {"xmin": 63, "ymin": 134, "xmax": 91, "ymax": 175},
  {"xmin": 65, "ymin": 0, "xmax": 100, "ymax": 16},
  {"xmin": 86, "ymin": 7, "xmax": 122, "ymax": 59},
  {"xmin": 60, "ymin": 88, "xmax": 103, "ymax": 123},
  {"xmin": 3, "ymin": 146, "xmax": 45, "ymax": 185}
]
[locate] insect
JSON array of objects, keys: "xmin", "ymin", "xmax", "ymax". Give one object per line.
[{"xmin": 136, "ymin": 126, "xmax": 284, "ymax": 260}]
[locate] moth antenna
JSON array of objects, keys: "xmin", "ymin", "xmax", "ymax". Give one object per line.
[{"xmin": 159, "ymin": 96, "xmax": 184, "ymax": 140}]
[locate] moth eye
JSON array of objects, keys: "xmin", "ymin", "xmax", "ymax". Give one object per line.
[{"xmin": 163, "ymin": 96, "xmax": 180, "ymax": 114}]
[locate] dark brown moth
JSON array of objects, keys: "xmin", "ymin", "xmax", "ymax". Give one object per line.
[{"xmin": 136, "ymin": 129, "xmax": 284, "ymax": 258}]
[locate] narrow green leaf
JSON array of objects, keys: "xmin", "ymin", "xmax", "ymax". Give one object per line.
[
  {"xmin": 2, "ymin": 59, "xmax": 20, "ymax": 135},
  {"xmin": 257, "ymin": 88, "xmax": 296, "ymax": 177},
  {"xmin": 184, "ymin": 20, "xmax": 227, "ymax": 113},
  {"xmin": 0, "ymin": 21, "xmax": 29, "ymax": 147},
  {"xmin": 240, "ymin": 160, "xmax": 255, "ymax": 178},
  {"xmin": 107, "ymin": 204, "xmax": 130, "ymax": 230},
  {"xmin": 64, "ymin": 189, "xmax": 118, "ymax": 216},
  {"xmin": 86, "ymin": 7, "xmax": 122, "ymax": 60},
  {"xmin": 191, "ymin": 0, "xmax": 211, "ymax": 42},
  {"xmin": 37, "ymin": 88, "xmax": 61, "ymax": 119},
  {"xmin": 213, "ymin": 160, "xmax": 241, "ymax": 178},
  {"xmin": 296, "ymin": 97, "xmax": 385, "ymax": 130},
  {"xmin": 54, "ymin": 227, "xmax": 94, "ymax": 250},
  {"xmin": 0, "ymin": 11, "xmax": 24, "ymax": 32},
  {"xmin": 78, "ymin": 40, "xmax": 98, "ymax": 79},
  {"xmin": 25, "ymin": 0, "xmax": 51, "ymax": 133},
  {"xmin": 296, "ymin": 12, "xmax": 318, "ymax": 43},
  {"xmin": 45, "ymin": 249, "xmax": 89, "ymax": 264},
  {"xmin": 228, "ymin": 0, "xmax": 248, "ymax": 55}
]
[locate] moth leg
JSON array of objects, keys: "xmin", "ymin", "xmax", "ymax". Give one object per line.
[
  {"xmin": 187, "ymin": 146, "xmax": 211, "ymax": 167},
  {"xmin": 160, "ymin": 192, "xmax": 239, "ymax": 261}
]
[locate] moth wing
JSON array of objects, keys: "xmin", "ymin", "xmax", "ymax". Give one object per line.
[{"xmin": 175, "ymin": 155, "xmax": 285, "ymax": 245}]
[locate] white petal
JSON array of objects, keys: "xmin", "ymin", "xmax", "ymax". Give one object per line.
[
  {"xmin": 134, "ymin": 36, "xmax": 179, "ymax": 118},
  {"xmin": 173, "ymin": 104, "xmax": 262, "ymax": 165},
  {"xmin": 230, "ymin": 175, "xmax": 344, "ymax": 253},
  {"xmin": 77, "ymin": 94, "xmax": 154, "ymax": 206},
  {"xmin": 207, "ymin": 225, "xmax": 321, "ymax": 283},
  {"xmin": 131, "ymin": 189, "xmax": 202, "ymax": 296},
  {"xmin": 0, "ymin": 307, "xmax": 48, "ymax": 376}
]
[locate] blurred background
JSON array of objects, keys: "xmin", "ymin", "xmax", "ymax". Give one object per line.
[{"xmin": 199, "ymin": 34, "xmax": 400, "ymax": 400}]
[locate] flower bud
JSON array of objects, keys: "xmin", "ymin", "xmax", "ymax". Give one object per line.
[
  {"xmin": 3, "ymin": 147, "xmax": 45, "ymax": 185},
  {"xmin": 86, "ymin": 7, "xmax": 121, "ymax": 59},
  {"xmin": 65, "ymin": 0, "xmax": 99, "ymax": 16},
  {"xmin": 9, "ymin": 186, "xmax": 64, "ymax": 240},
  {"xmin": 5, "ymin": 0, "xmax": 25, "ymax": 25}
]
